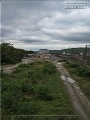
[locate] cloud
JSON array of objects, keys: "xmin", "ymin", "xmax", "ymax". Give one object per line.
[{"xmin": 1, "ymin": 1, "xmax": 90, "ymax": 50}]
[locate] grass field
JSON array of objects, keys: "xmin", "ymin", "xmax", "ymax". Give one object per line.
[
  {"xmin": 1, "ymin": 61, "xmax": 77, "ymax": 120},
  {"xmin": 63, "ymin": 61, "xmax": 90, "ymax": 100}
]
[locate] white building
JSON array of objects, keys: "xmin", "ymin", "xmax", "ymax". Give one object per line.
[
  {"xmin": 39, "ymin": 49, "xmax": 51, "ymax": 59},
  {"xmin": 39, "ymin": 49, "xmax": 49, "ymax": 54}
]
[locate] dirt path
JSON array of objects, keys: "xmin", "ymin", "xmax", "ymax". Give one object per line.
[
  {"xmin": 53, "ymin": 61, "xmax": 90, "ymax": 120},
  {"xmin": 2, "ymin": 57, "xmax": 45, "ymax": 74},
  {"xmin": 3, "ymin": 58, "xmax": 36, "ymax": 74}
]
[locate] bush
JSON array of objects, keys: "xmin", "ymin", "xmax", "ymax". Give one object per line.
[
  {"xmin": 28, "ymin": 69, "xmax": 43, "ymax": 83},
  {"xmin": 28, "ymin": 62, "xmax": 57, "ymax": 79},
  {"xmin": 84, "ymin": 68, "xmax": 90, "ymax": 77},
  {"xmin": 21, "ymin": 81, "xmax": 28, "ymax": 92},
  {"xmin": 42, "ymin": 62, "xmax": 57, "ymax": 75},
  {"xmin": 36, "ymin": 85, "xmax": 53, "ymax": 100},
  {"xmin": 17, "ymin": 101, "xmax": 38, "ymax": 114},
  {"xmin": 0, "ymin": 69, "xmax": 6, "ymax": 78},
  {"xmin": 21, "ymin": 82, "xmax": 34, "ymax": 93},
  {"xmin": 69, "ymin": 62, "xmax": 80, "ymax": 68},
  {"xmin": 28, "ymin": 68, "xmax": 43, "ymax": 77},
  {"xmin": 66, "ymin": 60, "xmax": 70, "ymax": 64},
  {"xmin": 77, "ymin": 67, "xmax": 90, "ymax": 77},
  {"xmin": 28, "ymin": 84, "xmax": 35, "ymax": 94},
  {"xmin": 2, "ymin": 92, "xmax": 15, "ymax": 108}
]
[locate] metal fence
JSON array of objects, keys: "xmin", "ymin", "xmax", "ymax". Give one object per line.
[{"xmin": 12, "ymin": 115, "xmax": 78, "ymax": 120}]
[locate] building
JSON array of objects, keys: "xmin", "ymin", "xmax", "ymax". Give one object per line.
[
  {"xmin": 39, "ymin": 49, "xmax": 51, "ymax": 59},
  {"xmin": 39, "ymin": 54, "xmax": 51, "ymax": 59},
  {"xmin": 39, "ymin": 49, "xmax": 49, "ymax": 54}
]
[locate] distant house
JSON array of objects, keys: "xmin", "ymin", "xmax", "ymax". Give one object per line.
[
  {"xmin": 39, "ymin": 49, "xmax": 51, "ymax": 59},
  {"xmin": 39, "ymin": 49, "xmax": 49, "ymax": 54}
]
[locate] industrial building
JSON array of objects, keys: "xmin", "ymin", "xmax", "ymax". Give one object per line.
[
  {"xmin": 39, "ymin": 49, "xmax": 49, "ymax": 54},
  {"xmin": 39, "ymin": 49, "xmax": 51, "ymax": 59}
]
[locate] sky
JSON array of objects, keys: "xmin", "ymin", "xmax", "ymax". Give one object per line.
[{"xmin": 1, "ymin": 0, "xmax": 90, "ymax": 50}]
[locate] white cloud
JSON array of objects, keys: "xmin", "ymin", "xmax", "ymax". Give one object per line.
[{"xmin": 1, "ymin": 1, "xmax": 90, "ymax": 50}]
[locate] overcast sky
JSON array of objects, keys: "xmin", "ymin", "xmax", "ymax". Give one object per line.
[{"xmin": 1, "ymin": 0, "xmax": 90, "ymax": 50}]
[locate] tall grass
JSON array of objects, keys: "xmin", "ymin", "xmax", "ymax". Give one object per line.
[
  {"xmin": 64, "ymin": 61, "xmax": 90, "ymax": 99},
  {"xmin": 1, "ymin": 61, "xmax": 76, "ymax": 120}
]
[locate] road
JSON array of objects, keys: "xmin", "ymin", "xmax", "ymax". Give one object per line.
[{"xmin": 52, "ymin": 61, "xmax": 90, "ymax": 120}]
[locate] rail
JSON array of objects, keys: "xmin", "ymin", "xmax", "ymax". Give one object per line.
[
  {"xmin": 59, "ymin": 55, "xmax": 90, "ymax": 67},
  {"xmin": 12, "ymin": 115, "xmax": 78, "ymax": 120},
  {"xmin": 67, "ymin": 57, "xmax": 90, "ymax": 66}
]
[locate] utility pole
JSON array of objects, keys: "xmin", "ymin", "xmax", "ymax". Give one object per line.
[{"xmin": 84, "ymin": 45, "xmax": 90, "ymax": 62}]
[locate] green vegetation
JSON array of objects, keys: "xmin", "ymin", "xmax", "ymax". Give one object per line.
[
  {"xmin": 63, "ymin": 61, "xmax": 90, "ymax": 100},
  {"xmin": 1, "ymin": 61, "xmax": 76, "ymax": 120},
  {"xmin": 1, "ymin": 43, "xmax": 24, "ymax": 64},
  {"xmin": 0, "ymin": 43, "xmax": 34, "ymax": 65},
  {"xmin": 50, "ymin": 47, "xmax": 90, "ymax": 54}
]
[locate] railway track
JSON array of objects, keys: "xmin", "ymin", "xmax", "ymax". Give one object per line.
[
  {"xmin": 67, "ymin": 57, "xmax": 90, "ymax": 67},
  {"xmin": 55, "ymin": 55, "xmax": 90, "ymax": 67}
]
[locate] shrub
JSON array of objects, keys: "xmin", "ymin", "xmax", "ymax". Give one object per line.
[
  {"xmin": 21, "ymin": 82, "xmax": 35, "ymax": 93},
  {"xmin": 28, "ymin": 69, "xmax": 42, "ymax": 78},
  {"xmin": 69, "ymin": 62, "xmax": 80, "ymax": 68},
  {"xmin": 1, "ymin": 69, "xmax": 6, "ymax": 78},
  {"xmin": 17, "ymin": 101, "xmax": 38, "ymax": 114},
  {"xmin": 66, "ymin": 60, "xmax": 70, "ymax": 64},
  {"xmin": 21, "ymin": 81, "xmax": 28, "ymax": 92},
  {"xmin": 85, "ymin": 68, "xmax": 90, "ymax": 77},
  {"xmin": 21, "ymin": 96, "xmax": 32, "ymax": 102},
  {"xmin": 28, "ymin": 84, "xmax": 35, "ymax": 94},
  {"xmin": 77, "ymin": 67, "xmax": 90, "ymax": 77},
  {"xmin": 28, "ymin": 69, "xmax": 42, "ymax": 84},
  {"xmin": 36, "ymin": 85, "xmax": 53, "ymax": 100},
  {"xmin": 28, "ymin": 62, "xmax": 57, "ymax": 79},
  {"xmin": 42, "ymin": 62, "xmax": 57, "ymax": 75},
  {"xmin": 2, "ymin": 92, "xmax": 15, "ymax": 108}
]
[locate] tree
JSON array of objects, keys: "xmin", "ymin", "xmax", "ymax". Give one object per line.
[{"xmin": 1, "ymin": 43, "xmax": 25, "ymax": 64}]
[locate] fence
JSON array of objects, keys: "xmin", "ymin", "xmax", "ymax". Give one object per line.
[{"xmin": 12, "ymin": 115, "xmax": 78, "ymax": 120}]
